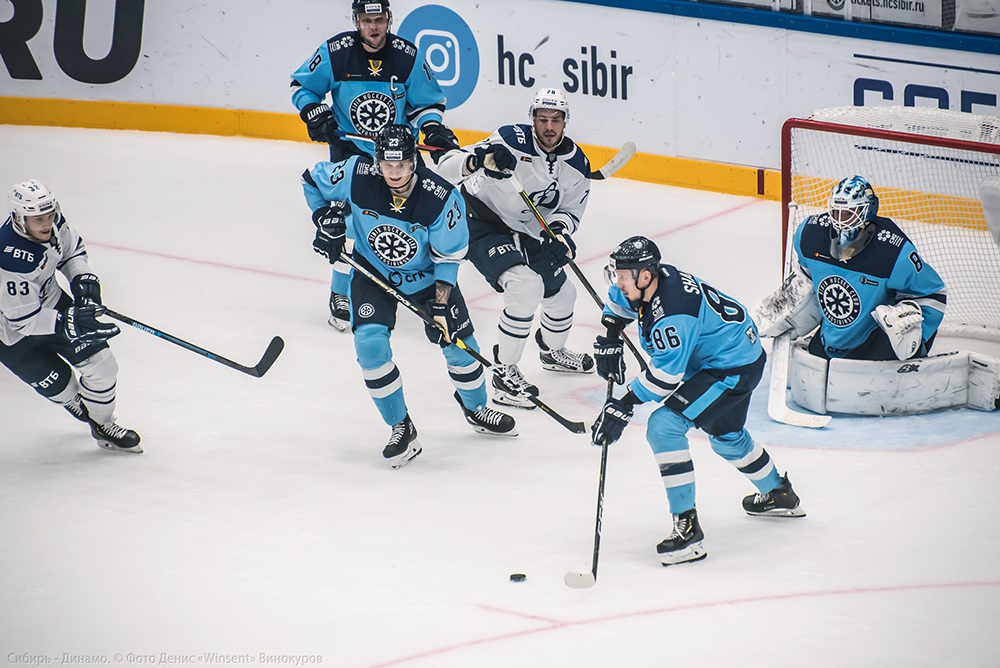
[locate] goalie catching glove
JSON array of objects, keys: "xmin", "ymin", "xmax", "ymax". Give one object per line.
[{"xmin": 872, "ymin": 300, "xmax": 923, "ymax": 360}]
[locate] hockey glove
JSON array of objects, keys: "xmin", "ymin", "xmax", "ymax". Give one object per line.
[
  {"xmin": 468, "ymin": 145, "xmax": 516, "ymax": 180},
  {"xmin": 312, "ymin": 203, "xmax": 349, "ymax": 263},
  {"xmin": 591, "ymin": 395, "xmax": 634, "ymax": 446},
  {"xmin": 541, "ymin": 224, "xmax": 576, "ymax": 268},
  {"xmin": 873, "ymin": 300, "xmax": 924, "ymax": 360},
  {"xmin": 57, "ymin": 303, "xmax": 120, "ymax": 345},
  {"xmin": 71, "ymin": 273, "xmax": 102, "ymax": 306},
  {"xmin": 593, "ymin": 335, "xmax": 626, "ymax": 384},
  {"xmin": 300, "ymin": 103, "xmax": 338, "ymax": 144},
  {"xmin": 425, "ymin": 300, "xmax": 460, "ymax": 347},
  {"xmin": 421, "ymin": 122, "xmax": 460, "ymax": 161}
]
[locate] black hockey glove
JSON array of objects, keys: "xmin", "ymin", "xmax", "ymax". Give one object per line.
[
  {"xmin": 593, "ymin": 335, "xmax": 626, "ymax": 384},
  {"xmin": 425, "ymin": 300, "xmax": 460, "ymax": 347},
  {"xmin": 71, "ymin": 273, "xmax": 102, "ymax": 306},
  {"xmin": 312, "ymin": 202, "xmax": 349, "ymax": 264},
  {"xmin": 300, "ymin": 103, "xmax": 338, "ymax": 144},
  {"xmin": 57, "ymin": 303, "xmax": 120, "ymax": 345},
  {"xmin": 591, "ymin": 395, "xmax": 634, "ymax": 446},
  {"xmin": 468, "ymin": 144, "xmax": 516, "ymax": 180},
  {"xmin": 421, "ymin": 121, "xmax": 459, "ymax": 163},
  {"xmin": 541, "ymin": 224, "xmax": 576, "ymax": 268}
]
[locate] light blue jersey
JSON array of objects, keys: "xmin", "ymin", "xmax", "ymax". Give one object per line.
[
  {"xmin": 603, "ymin": 265, "xmax": 762, "ymax": 405},
  {"xmin": 291, "ymin": 31, "xmax": 446, "ymax": 155},
  {"xmin": 302, "ymin": 155, "xmax": 467, "ymax": 294},
  {"xmin": 794, "ymin": 214, "xmax": 947, "ymax": 358}
]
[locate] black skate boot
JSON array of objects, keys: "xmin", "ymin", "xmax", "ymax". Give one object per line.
[
  {"xmin": 491, "ymin": 345, "xmax": 538, "ymax": 410},
  {"xmin": 536, "ymin": 329, "xmax": 595, "ymax": 374},
  {"xmin": 64, "ymin": 394, "xmax": 90, "ymax": 423},
  {"xmin": 328, "ymin": 292, "xmax": 350, "ymax": 332},
  {"xmin": 382, "ymin": 414, "xmax": 421, "ymax": 469},
  {"xmin": 90, "ymin": 418, "xmax": 142, "ymax": 453},
  {"xmin": 453, "ymin": 392, "xmax": 518, "ymax": 437},
  {"xmin": 657, "ymin": 508, "xmax": 707, "ymax": 566},
  {"xmin": 742, "ymin": 474, "xmax": 805, "ymax": 517}
]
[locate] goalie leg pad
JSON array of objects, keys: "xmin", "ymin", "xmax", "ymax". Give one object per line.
[
  {"xmin": 968, "ymin": 352, "xmax": 1000, "ymax": 412},
  {"xmin": 788, "ymin": 340, "xmax": 829, "ymax": 415},
  {"xmin": 751, "ymin": 265, "xmax": 823, "ymax": 339}
]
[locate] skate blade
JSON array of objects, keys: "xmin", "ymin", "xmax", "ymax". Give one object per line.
[
  {"xmin": 387, "ymin": 444, "xmax": 422, "ymax": 469},
  {"xmin": 96, "ymin": 441, "xmax": 143, "ymax": 454},
  {"xmin": 746, "ymin": 506, "xmax": 806, "ymax": 518},
  {"xmin": 540, "ymin": 362, "xmax": 595, "ymax": 374},
  {"xmin": 469, "ymin": 424, "xmax": 519, "ymax": 438},
  {"xmin": 327, "ymin": 316, "xmax": 349, "ymax": 332},
  {"xmin": 491, "ymin": 392, "xmax": 537, "ymax": 410},
  {"xmin": 659, "ymin": 542, "xmax": 707, "ymax": 566}
]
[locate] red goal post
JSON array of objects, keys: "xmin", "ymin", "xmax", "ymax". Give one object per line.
[{"xmin": 780, "ymin": 106, "xmax": 1000, "ymax": 345}]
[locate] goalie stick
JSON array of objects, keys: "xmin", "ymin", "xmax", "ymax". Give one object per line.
[
  {"xmin": 336, "ymin": 245, "xmax": 592, "ymax": 435},
  {"xmin": 766, "ymin": 208, "xmax": 831, "ymax": 429},
  {"xmin": 565, "ymin": 377, "xmax": 614, "ymax": 589},
  {"xmin": 104, "ymin": 309, "xmax": 284, "ymax": 378}
]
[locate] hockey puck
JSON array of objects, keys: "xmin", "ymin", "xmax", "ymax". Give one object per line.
[{"xmin": 509, "ymin": 573, "xmax": 526, "ymax": 582}]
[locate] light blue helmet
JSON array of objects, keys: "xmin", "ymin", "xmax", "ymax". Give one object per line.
[{"xmin": 828, "ymin": 175, "xmax": 879, "ymax": 243}]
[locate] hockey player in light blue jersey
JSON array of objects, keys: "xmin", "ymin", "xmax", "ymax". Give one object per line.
[
  {"xmin": 589, "ymin": 236, "xmax": 804, "ymax": 566},
  {"xmin": 792, "ymin": 175, "xmax": 947, "ymax": 361},
  {"xmin": 291, "ymin": 0, "xmax": 461, "ymax": 333},
  {"xmin": 301, "ymin": 125, "xmax": 516, "ymax": 469}
]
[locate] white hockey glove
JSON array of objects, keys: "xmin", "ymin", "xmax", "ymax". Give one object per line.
[
  {"xmin": 872, "ymin": 300, "xmax": 923, "ymax": 360},
  {"xmin": 751, "ymin": 265, "xmax": 823, "ymax": 339}
]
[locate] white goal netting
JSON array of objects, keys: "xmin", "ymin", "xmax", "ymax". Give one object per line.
[{"xmin": 782, "ymin": 106, "xmax": 1000, "ymax": 342}]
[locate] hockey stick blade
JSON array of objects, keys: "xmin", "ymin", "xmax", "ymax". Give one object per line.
[
  {"xmin": 564, "ymin": 571, "xmax": 596, "ymax": 588},
  {"xmin": 249, "ymin": 336, "xmax": 285, "ymax": 377},
  {"xmin": 767, "ymin": 332, "xmax": 830, "ymax": 428},
  {"xmin": 590, "ymin": 141, "xmax": 636, "ymax": 180}
]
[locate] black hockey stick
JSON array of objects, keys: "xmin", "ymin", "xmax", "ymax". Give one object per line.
[
  {"xmin": 515, "ymin": 185, "xmax": 649, "ymax": 373},
  {"xmin": 104, "ymin": 309, "xmax": 284, "ymax": 378},
  {"xmin": 336, "ymin": 248, "xmax": 591, "ymax": 435},
  {"xmin": 590, "ymin": 141, "xmax": 636, "ymax": 180},
  {"xmin": 331, "ymin": 129, "xmax": 441, "ymax": 153},
  {"xmin": 565, "ymin": 377, "xmax": 614, "ymax": 589}
]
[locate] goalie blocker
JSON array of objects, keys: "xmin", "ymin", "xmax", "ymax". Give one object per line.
[{"xmin": 787, "ymin": 340, "xmax": 1000, "ymax": 415}]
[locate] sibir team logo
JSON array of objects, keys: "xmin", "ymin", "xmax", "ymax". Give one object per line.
[
  {"xmin": 397, "ymin": 5, "xmax": 479, "ymax": 108},
  {"xmin": 368, "ymin": 225, "xmax": 418, "ymax": 267},
  {"xmin": 358, "ymin": 303, "xmax": 376, "ymax": 319},
  {"xmin": 817, "ymin": 275, "xmax": 862, "ymax": 326},
  {"xmin": 350, "ymin": 92, "xmax": 396, "ymax": 134},
  {"xmin": 827, "ymin": 0, "xmax": 846, "ymax": 10}
]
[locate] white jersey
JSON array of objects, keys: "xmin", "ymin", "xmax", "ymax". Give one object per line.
[
  {"xmin": 0, "ymin": 214, "xmax": 93, "ymax": 346},
  {"xmin": 436, "ymin": 123, "xmax": 591, "ymax": 240}
]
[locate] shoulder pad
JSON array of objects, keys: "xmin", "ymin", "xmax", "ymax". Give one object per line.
[
  {"xmin": 0, "ymin": 222, "xmax": 45, "ymax": 273},
  {"xmin": 389, "ymin": 35, "xmax": 419, "ymax": 63},
  {"xmin": 415, "ymin": 168, "xmax": 457, "ymax": 203},
  {"xmin": 498, "ymin": 124, "xmax": 533, "ymax": 152},
  {"xmin": 564, "ymin": 142, "xmax": 591, "ymax": 178}
]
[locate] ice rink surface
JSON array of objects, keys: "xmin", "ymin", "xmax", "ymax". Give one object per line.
[{"xmin": 2, "ymin": 126, "xmax": 999, "ymax": 667}]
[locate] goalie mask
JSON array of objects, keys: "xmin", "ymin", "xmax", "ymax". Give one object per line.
[
  {"xmin": 528, "ymin": 87, "xmax": 570, "ymax": 123},
  {"xmin": 828, "ymin": 175, "xmax": 879, "ymax": 244},
  {"xmin": 8, "ymin": 179, "xmax": 59, "ymax": 230}
]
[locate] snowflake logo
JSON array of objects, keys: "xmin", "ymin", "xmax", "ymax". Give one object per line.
[
  {"xmin": 878, "ymin": 229, "xmax": 892, "ymax": 242},
  {"xmin": 817, "ymin": 275, "xmax": 861, "ymax": 326},
  {"xmin": 350, "ymin": 92, "xmax": 396, "ymax": 135},
  {"xmin": 358, "ymin": 303, "xmax": 375, "ymax": 318},
  {"xmin": 367, "ymin": 224, "xmax": 418, "ymax": 267}
]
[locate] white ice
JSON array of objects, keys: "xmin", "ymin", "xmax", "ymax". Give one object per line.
[{"xmin": 1, "ymin": 126, "xmax": 999, "ymax": 668}]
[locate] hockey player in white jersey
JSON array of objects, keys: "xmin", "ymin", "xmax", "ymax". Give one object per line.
[
  {"xmin": 0, "ymin": 180, "xmax": 141, "ymax": 453},
  {"xmin": 436, "ymin": 87, "xmax": 594, "ymax": 409},
  {"xmin": 302, "ymin": 125, "xmax": 516, "ymax": 469},
  {"xmin": 590, "ymin": 237, "xmax": 804, "ymax": 565}
]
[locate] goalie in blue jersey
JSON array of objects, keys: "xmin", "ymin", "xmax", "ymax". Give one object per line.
[
  {"xmin": 589, "ymin": 236, "xmax": 805, "ymax": 566},
  {"xmin": 290, "ymin": 0, "xmax": 461, "ymax": 332},
  {"xmin": 301, "ymin": 125, "xmax": 516, "ymax": 469}
]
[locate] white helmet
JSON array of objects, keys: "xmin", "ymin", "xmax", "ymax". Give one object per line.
[
  {"xmin": 528, "ymin": 87, "xmax": 569, "ymax": 123},
  {"xmin": 8, "ymin": 179, "xmax": 59, "ymax": 226}
]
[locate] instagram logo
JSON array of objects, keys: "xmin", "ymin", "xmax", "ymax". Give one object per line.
[
  {"xmin": 398, "ymin": 5, "xmax": 480, "ymax": 108},
  {"xmin": 415, "ymin": 29, "xmax": 461, "ymax": 86}
]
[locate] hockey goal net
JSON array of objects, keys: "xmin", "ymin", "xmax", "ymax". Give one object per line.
[{"xmin": 781, "ymin": 106, "xmax": 1000, "ymax": 346}]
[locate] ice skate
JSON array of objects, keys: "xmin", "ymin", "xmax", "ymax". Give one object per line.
[
  {"xmin": 328, "ymin": 292, "xmax": 350, "ymax": 332},
  {"xmin": 383, "ymin": 414, "xmax": 421, "ymax": 469},
  {"xmin": 657, "ymin": 508, "xmax": 707, "ymax": 566},
  {"xmin": 453, "ymin": 392, "xmax": 518, "ymax": 437},
  {"xmin": 90, "ymin": 418, "xmax": 142, "ymax": 453},
  {"xmin": 536, "ymin": 330, "xmax": 595, "ymax": 374},
  {"xmin": 64, "ymin": 393, "xmax": 90, "ymax": 423},
  {"xmin": 742, "ymin": 474, "xmax": 805, "ymax": 517},
  {"xmin": 491, "ymin": 346, "xmax": 538, "ymax": 410}
]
